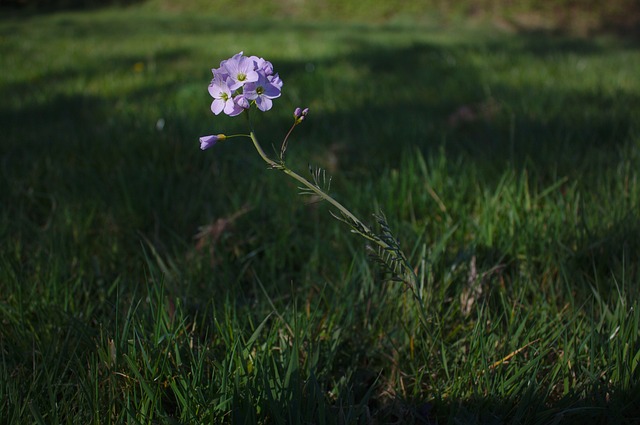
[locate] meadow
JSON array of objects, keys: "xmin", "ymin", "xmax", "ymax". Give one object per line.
[{"xmin": 1, "ymin": 4, "xmax": 640, "ymax": 424}]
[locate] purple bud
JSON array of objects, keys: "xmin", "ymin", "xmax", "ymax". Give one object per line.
[{"xmin": 199, "ymin": 135, "xmax": 219, "ymax": 150}]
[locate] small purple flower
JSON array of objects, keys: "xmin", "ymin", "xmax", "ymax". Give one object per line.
[
  {"xmin": 244, "ymin": 73, "xmax": 282, "ymax": 112},
  {"xmin": 208, "ymin": 77, "xmax": 231, "ymax": 114},
  {"xmin": 223, "ymin": 52, "xmax": 259, "ymax": 91},
  {"xmin": 250, "ymin": 56, "xmax": 274, "ymax": 76},
  {"xmin": 199, "ymin": 134, "xmax": 225, "ymax": 150},
  {"xmin": 208, "ymin": 77, "xmax": 243, "ymax": 116},
  {"xmin": 212, "ymin": 64, "xmax": 228, "ymax": 80},
  {"xmin": 234, "ymin": 94, "xmax": 250, "ymax": 110}
]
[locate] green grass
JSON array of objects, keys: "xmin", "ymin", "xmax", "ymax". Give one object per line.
[{"xmin": 1, "ymin": 5, "xmax": 640, "ymax": 424}]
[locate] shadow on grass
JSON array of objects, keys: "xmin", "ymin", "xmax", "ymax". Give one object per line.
[
  {"xmin": 571, "ymin": 211, "xmax": 640, "ymax": 296},
  {"xmin": 0, "ymin": 0, "xmax": 143, "ymax": 13},
  {"xmin": 233, "ymin": 33, "xmax": 639, "ymax": 186},
  {"xmin": 425, "ymin": 383, "xmax": 640, "ymax": 425},
  {"xmin": 3, "ymin": 17, "xmax": 637, "ymax": 162},
  {"xmin": 368, "ymin": 383, "xmax": 640, "ymax": 424}
]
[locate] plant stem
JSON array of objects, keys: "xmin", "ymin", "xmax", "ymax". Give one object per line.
[
  {"xmin": 249, "ymin": 130, "xmax": 424, "ymax": 307},
  {"xmin": 249, "ymin": 131, "xmax": 388, "ymax": 248}
]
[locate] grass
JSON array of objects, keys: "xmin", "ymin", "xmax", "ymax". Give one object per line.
[{"xmin": 1, "ymin": 5, "xmax": 640, "ymax": 424}]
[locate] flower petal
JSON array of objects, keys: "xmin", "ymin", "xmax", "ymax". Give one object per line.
[
  {"xmin": 255, "ymin": 96, "xmax": 273, "ymax": 112},
  {"xmin": 211, "ymin": 99, "xmax": 225, "ymax": 115}
]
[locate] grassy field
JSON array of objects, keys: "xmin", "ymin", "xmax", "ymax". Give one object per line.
[{"xmin": 1, "ymin": 5, "xmax": 640, "ymax": 424}]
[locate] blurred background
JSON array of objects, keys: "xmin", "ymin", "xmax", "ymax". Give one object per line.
[{"xmin": 3, "ymin": 0, "xmax": 640, "ymax": 36}]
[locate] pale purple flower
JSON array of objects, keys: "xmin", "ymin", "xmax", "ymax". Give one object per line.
[
  {"xmin": 244, "ymin": 73, "xmax": 282, "ymax": 112},
  {"xmin": 208, "ymin": 77, "xmax": 243, "ymax": 116},
  {"xmin": 223, "ymin": 52, "xmax": 259, "ymax": 90},
  {"xmin": 234, "ymin": 94, "xmax": 250, "ymax": 110},
  {"xmin": 212, "ymin": 62, "xmax": 229, "ymax": 80},
  {"xmin": 250, "ymin": 56, "xmax": 274, "ymax": 76}
]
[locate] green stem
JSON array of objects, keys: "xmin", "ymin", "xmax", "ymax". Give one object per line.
[
  {"xmin": 249, "ymin": 130, "xmax": 423, "ymax": 310},
  {"xmin": 249, "ymin": 131, "xmax": 389, "ymax": 250}
]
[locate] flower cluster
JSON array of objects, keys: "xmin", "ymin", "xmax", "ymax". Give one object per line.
[{"xmin": 208, "ymin": 52, "xmax": 282, "ymax": 116}]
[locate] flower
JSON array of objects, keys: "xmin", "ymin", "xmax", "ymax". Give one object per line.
[
  {"xmin": 199, "ymin": 134, "xmax": 226, "ymax": 150},
  {"xmin": 223, "ymin": 52, "xmax": 259, "ymax": 90},
  {"xmin": 208, "ymin": 77, "xmax": 244, "ymax": 116},
  {"xmin": 250, "ymin": 56, "xmax": 274, "ymax": 76},
  {"xmin": 234, "ymin": 94, "xmax": 250, "ymax": 110},
  {"xmin": 244, "ymin": 72, "xmax": 282, "ymax": 112}
]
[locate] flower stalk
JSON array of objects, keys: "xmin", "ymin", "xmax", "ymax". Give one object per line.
[
  {"xmin": 249, "ymin": 130, "xmax": 422, "ymax": 300},
  {"xmin": 250, "ymin": 132, "xmax": 386, "ymax": 247},
  {"xmin": 200, "ymin": 52, "xmax": 421, "ymax": 301}
]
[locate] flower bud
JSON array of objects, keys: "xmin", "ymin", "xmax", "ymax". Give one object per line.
[
  {"xmin": 294, "ymin": 107, "xmax": 309, "ymax": 124},
  {"xmin": 199, "ymin": 134, "xmax": 226, "ymax": 150}
]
